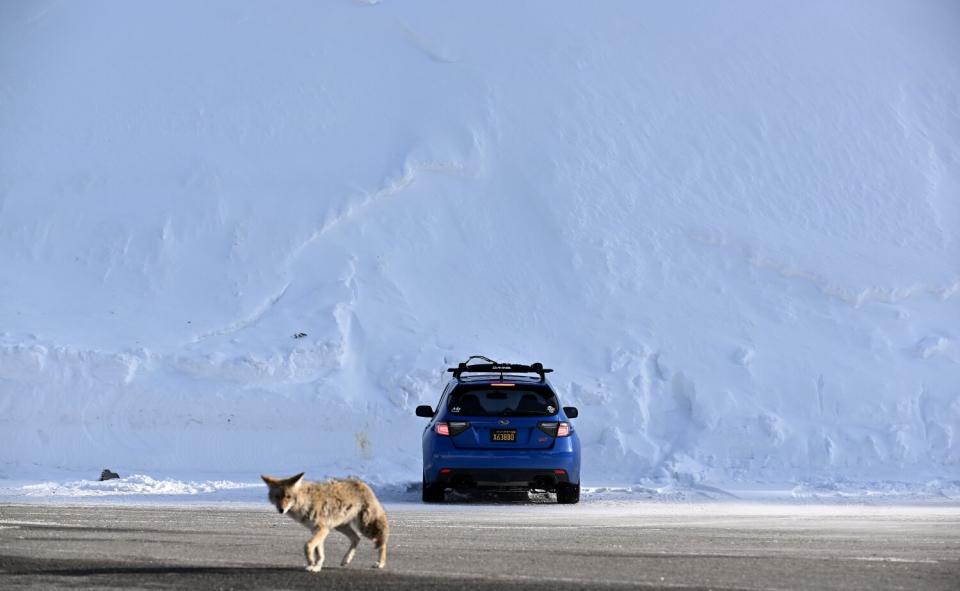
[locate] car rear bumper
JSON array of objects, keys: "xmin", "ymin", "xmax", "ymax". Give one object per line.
[
  {"xmin": 423, "ymin": 438, "xmax": 580, "ymax": 486},
  {"xmin": 432, "ymin": 467, "xmax": 572, "ymax": 491}
]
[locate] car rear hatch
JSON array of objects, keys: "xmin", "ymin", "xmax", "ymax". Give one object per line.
[{"xmin": 445, "ymin": 384, "xmax": 561, "ymax": 450}]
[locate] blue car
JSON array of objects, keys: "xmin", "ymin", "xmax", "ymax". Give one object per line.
[{"xmin": 416, "ymin": 357, "xmax": 581, "ymax": 504}]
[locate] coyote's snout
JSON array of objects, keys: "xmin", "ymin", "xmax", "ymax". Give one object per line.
[{"xmin": 261, "ymin": 472, "xmax": 389, "ymax": 572}]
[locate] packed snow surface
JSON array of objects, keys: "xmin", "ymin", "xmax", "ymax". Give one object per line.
[
  {"xmin": 1, "ymin": 1, "xmax": 958, "ymax": 491},
  {"xmin": 2, "ymin": 472, "xmax": 958, "ymax": 507}
]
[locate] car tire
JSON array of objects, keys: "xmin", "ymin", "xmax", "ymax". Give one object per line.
[
  {"xmin": 557, "ymin": 482, "xmax": 580, "ymax": 504},
  {"xmin": 422, "ymin": 477, "xmax": 445, "ymax": 503}
]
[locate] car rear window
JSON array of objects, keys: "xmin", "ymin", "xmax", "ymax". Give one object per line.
[{"xmin": 447, "ymin": 387, "xmax": 559, "ymax": 417}]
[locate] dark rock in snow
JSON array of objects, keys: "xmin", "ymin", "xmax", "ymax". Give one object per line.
[{"xmin": 99, "ymin": 469, "xmax": 120, "ymax": 481}]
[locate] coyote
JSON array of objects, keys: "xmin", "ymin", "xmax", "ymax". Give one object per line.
[{"xmin": 261, "ymin": 473, "xmax": 389, "ymax": 571}]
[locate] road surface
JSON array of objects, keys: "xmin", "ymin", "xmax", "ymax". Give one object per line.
[{"xmin": 1, "ymin": 501, "xmax": 958, "ymax": 589}]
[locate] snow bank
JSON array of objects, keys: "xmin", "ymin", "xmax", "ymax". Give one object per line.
[
  {"xmin": 19, "ymin": 474, "xmax": 258, "ymax": 498},
  {"xmin": 1, "ymin": 0, "xmax": 958, "ymax": 490}
]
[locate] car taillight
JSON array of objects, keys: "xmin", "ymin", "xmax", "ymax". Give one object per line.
[
  {"xmin": 538, "ymin": 422, "xmax": 571, "ymax": 437},
  {"xmin": 435, "ymin": 422, "xmax": 470, "ymax": 436}
]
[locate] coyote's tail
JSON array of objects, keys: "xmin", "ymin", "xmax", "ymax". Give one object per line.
[{"xmin": 359, "ymin": 496, "xmax": 388, "ymax": 542}]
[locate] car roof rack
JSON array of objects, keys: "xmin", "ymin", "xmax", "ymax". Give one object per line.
[{"xmin": 447, "ymin": 356, "xmax": 553, "ymax": 382}]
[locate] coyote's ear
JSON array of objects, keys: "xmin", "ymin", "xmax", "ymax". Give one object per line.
[
  {"xmin": 261, "ymin": 475, "xmax": 278, "ymax": 487},
  {"xmin": 288, "ymin": 472, "xmax": 305, "ymax": 489}
]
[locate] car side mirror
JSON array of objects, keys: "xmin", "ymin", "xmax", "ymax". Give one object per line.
[
  {"xmin": 563, "ymin": 406, "xmax": 579, "ymax": 418},
  {"xmin": 415, "ymin": 405, "xmax": 434, "ymax": 418}
]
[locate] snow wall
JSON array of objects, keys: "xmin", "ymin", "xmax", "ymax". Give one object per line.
[{"xmin": 1, "ymin": 0, "xmax": 958, "ymax": 487}]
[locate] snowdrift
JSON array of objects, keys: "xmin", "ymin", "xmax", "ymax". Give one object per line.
[{"xmin": 1, "ymin": 0, "xmax": 958, "ymax": 489}]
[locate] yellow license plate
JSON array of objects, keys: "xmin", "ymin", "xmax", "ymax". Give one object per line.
[{"xmin": 491, "ymin": 430, "xmax": 516, "ymax": 442}]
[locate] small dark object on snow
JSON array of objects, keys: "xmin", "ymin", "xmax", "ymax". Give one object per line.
[
  {"xmin": 99, "ymin": 469, "xmax": 120, "ymax": 481},
  {"xmin": 293, "ymin": 332, "xmax": 307, "ymax": 339}
]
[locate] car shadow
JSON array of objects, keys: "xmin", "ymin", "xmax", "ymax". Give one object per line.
[{"xmin": 440, "ymin": 490, "xmax": 558, "ymax": 505}]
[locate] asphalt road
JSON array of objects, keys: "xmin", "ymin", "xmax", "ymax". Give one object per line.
[{"xmin": 1, "ymin": 501, "xmax": 958, "ymax": 590}]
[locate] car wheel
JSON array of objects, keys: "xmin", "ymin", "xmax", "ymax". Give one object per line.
[
  {"xmin": 557, "ymin": 482, "xmax": 580, "ymax": 504},
  {"xmin": 422, "ymin": 476, "xmax": 445, "ymax": 503}
]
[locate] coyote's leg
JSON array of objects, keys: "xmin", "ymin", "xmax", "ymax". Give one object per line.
[
  {"xmin": 373, "ymin": 527, "xmax": 388, "ymax": 569},
  {"xmin": 336, "ymin": 524, "xmax": 361, "ymax": 566},
  {"xmin": 373, "ymin": 534, "xmax": 387, "ymax": 569},
  {"xmin": 304, "ymin": 526, "xmax": 329, "ymax": 572}
]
